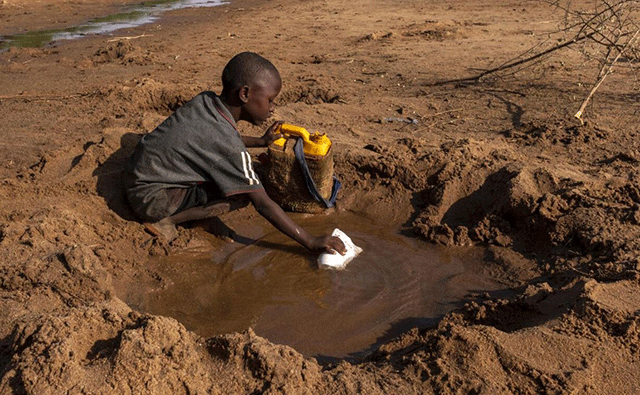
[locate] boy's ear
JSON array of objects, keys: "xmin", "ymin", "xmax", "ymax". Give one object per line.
[{"xmin": 238, "ymin": 85, "xmax": 250, "ymax": 104}]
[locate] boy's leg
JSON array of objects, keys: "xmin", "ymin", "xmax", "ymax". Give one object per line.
[{"xmin": 145, "ymin": 195, "xmax": 249, "ymax": 241}]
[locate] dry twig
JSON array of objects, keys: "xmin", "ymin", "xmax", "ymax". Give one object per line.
[{"xmin": 106, "ymin": 33, "xmax": 151, "ymax": 42}]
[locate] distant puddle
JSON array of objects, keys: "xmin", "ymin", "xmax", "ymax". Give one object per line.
[
  {"xmin": 0, "ymin": 0, "xmax": 227, "ymax": 50},
  {"xmin": 118, "ymin": 211, "xmax": 501, "ymax": 361}
]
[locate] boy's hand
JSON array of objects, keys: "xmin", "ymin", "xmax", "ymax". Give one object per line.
[
  {"xmin": 308, "ymin": 235, "xmax": 347, "ymax": 255},
  {"xmin": 247, "ymin": 189, "xmax": 346, "ymax": 255},
  {"xmin": 260, "ymin": 120, "xmax": 284, "ymax": 146}
]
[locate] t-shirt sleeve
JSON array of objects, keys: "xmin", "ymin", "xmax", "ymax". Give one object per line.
[{"xmin": 214, "ymin": 149, "xmax": 263, "ymax": 196}]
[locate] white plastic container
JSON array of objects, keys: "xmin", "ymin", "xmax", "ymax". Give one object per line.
[{"xmin": 318, "ymin": 228, "xmax": 362, "ymax": 269}]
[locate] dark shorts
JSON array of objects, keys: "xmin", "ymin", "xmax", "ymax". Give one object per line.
[
  {"xmin": 126, "ymin": 179, "xmax": 240, "ymax": 222},
  {"xmin": 172, "ymin": 182, "xmax": 224, "ymax": 215}
]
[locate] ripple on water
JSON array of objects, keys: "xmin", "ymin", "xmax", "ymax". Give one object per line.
[{"xmin": 121, "ymin": 211, "xmax": 501, "ymax": 360}]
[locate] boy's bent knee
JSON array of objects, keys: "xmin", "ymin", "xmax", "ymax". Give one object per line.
[{"xmin": 227, "ymin": 195, "xmax": 250, "ymax": 210}]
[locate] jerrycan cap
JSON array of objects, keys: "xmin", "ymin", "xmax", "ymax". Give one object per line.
[{"xmin": 272, "ymin": 123, "xmax": 332, "ymax": 157}]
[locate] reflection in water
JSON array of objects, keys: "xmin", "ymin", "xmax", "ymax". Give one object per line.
[
  {"xmin": 120, "ymin": 211, "xmax": 501, "ymax": 360},
  {"xmin": 0, "ymin": 0, "xmax": 227, "ymax": 50}
]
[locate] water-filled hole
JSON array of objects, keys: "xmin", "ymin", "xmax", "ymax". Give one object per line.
[{"xmin": 118, "ymin": 210, "xmax": 502, "ymax": 361}]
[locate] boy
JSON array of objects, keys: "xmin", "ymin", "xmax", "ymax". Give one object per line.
[{"xmin": 124, "ymin": 52, "xmax": 345, "ymax": 255}]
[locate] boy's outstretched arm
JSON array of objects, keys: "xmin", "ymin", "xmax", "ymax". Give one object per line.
[{"xmin": 246, "ymin": 189, "xmax": 346, "ymax": 255}]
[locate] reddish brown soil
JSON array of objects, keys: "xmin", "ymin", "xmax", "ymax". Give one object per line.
[{"xmin": 1, "ymin": 0, "xmax": 640, "ymax": 393}]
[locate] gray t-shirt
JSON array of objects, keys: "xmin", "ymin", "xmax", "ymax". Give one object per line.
[{"xmin": 124, "ymin": 92, "xmax": 263, "ymax": 220}]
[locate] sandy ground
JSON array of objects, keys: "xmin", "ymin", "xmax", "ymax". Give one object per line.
[{"xmin": 2, "ymin": 0, "xmax": 640, "ymax": 393}]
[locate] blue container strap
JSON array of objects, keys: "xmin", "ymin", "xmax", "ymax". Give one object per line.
[{"xmin": 294, "ymin": 138, "xmax": 341, "ymax": 208}]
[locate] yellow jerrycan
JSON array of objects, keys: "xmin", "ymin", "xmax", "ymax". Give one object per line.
[{"xmin": 263, "ymin": 123, "xmax": 339, "ymax": 213}]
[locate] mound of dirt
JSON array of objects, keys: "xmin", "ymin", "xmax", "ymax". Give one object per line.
[{"xmin": 92, "ymin": 40, "xmax": 156, "ymax": 66}]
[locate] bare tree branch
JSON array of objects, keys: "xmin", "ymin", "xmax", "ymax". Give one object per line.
[
  {"xmin": 575, "ymin": 26, "xmax": 640, "ymax": 120},
  {"xmin": 427, "ymin": 31, "xmax": 597, "ymax": 86},
  {"xmin": 427, "ymin": 0, "xmax": 640, "ymax": 119}
]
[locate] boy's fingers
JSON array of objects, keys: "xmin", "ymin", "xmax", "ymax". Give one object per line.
[
  {"xmin": 329, "ymin": 236, "xmax": 347, "ymax": 255},
  {"xmin": 269, "ymin": 120, "xmax": 284, "ymax": 132},
  {"xmin": 267, "ymin": 122, "xmax": 283, "ymax": 139}
]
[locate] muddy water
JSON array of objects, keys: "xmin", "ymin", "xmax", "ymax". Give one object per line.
[
  {"xmin": 0, "ymin": 0, "xmax": 227, "ymax": 49},
  {"xmin": 120, "ymin": 211, "xmax": 501, "ymax": 360}
]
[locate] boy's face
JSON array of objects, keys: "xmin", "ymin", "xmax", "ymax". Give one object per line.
[{"xmin": 242, "ymin": 70, "xmax": 281, "ymax": 125}]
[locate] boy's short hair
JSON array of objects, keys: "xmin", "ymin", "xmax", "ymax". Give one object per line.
[{"xmin": 222, "ymin": 52, "xmax": 279, "ymax": 92}]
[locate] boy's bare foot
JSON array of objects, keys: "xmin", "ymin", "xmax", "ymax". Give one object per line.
[
  {"xmin": 206, "ymin": 217, "xmax": 236, "ymax": 243},
  {"xmin": 144, "ymin": 218, "xmax": 179, "ymax": 242}
]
